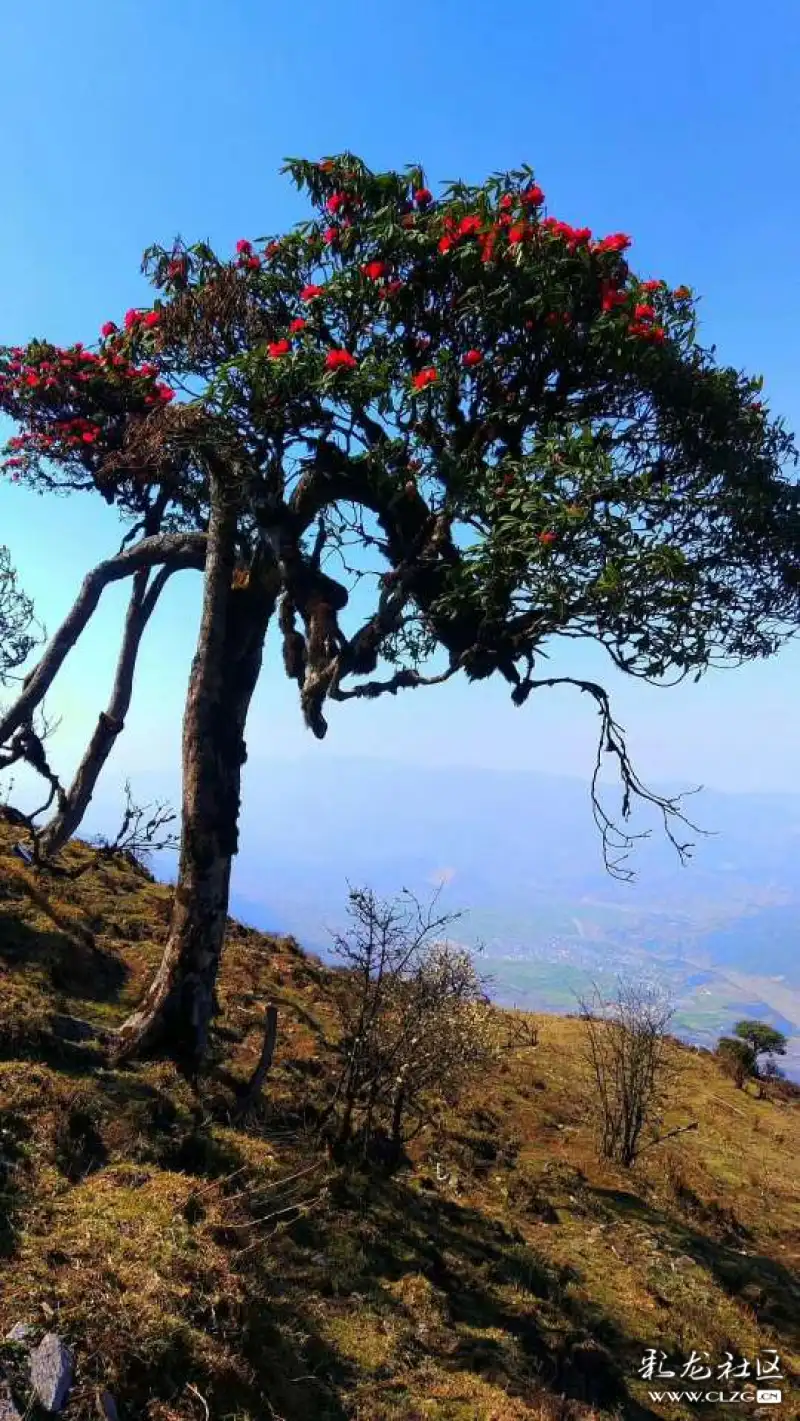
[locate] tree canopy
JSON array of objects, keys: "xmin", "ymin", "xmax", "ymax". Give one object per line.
[
  {"xmin": 2, "ymin": 153, "xmax": 799, "ymax": 1068},
  {"xmin": 733, "ymin": 1019, "xmax": 788, "ymax": 1060}
]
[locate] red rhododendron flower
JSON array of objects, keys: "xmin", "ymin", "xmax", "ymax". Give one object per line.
[
  {"xmin": 124, "ymin": 309, "xmax": 141, "ymax": 329},
  {"xmin": 601, "ymin": 281, "xmax": 628, "ymax": 313},
  {"xmin": 499, "ymin": 194, "xmax": 514, "ymax": 211},
  {"xmin": 300, "ymin": 284, "xmax": 324, "ymax": 301},
  {"xmin": 538, "ymin": 531, "xmax": 557, "ymax": 546},
  {"xmin": 362, "ymin": 260, "xmax": 390, "ymax": 281},
  {"xmin": 142, "ymin": 311, "xmax": 161, "ymax": 328},
  {"xmin": 326, "ymin": 193, "xmax": 346, "ymax": 215},
  {"xmin": 522, "ymin": 184, "xmax": 545, "ymax": 206},
  {"xmin": 629, "ymin": 321, "xmax": 665, "ymax": 342},
  {"xmin": 414, "ymin": 187, "xmax": 433, "ymax": 206},
  {"xmin": 641, "ymin": 280, "xmax": 662, "ymax": 293},
  {"xmin": 458, "ymin": 214, "xmax": 482, "ymax": 237},
  {"xmin": 289, "ymin": 318, "xmax": 307, "ymax": 334},
  {"xmin": 462, "ymin": 349, "xmax": 483, "ymax": 368},
  {"xmin": 438, "ymin": 236, "xmax": 455, "ymax": 254},
  {"xmin": 236, "ymin": 239, "xmax": 253, "ymax": 256},
  {"xmin": 100, "ymin": 321, "xmax": 117, "ymax": 337},
  {"xmin": 268, "ymin": 340, "xmax": 292, "ymax": 358},
  {"xmin": 264, "ymin": 242, "xmax": 280, "ymax": 260},
  {"xmin": 594, "ymin": 232, "xmax": 631, "ymax": 254},
  {"xmin": 633, "ymin": 304, "xmax": 655, "ymax": 322},
  {"xmin": 323, "ymin": 226, "xmax": 339, "ymax": 245},
  {"xmin": 508, "ymin": 222, "xmax": 529, "ymax": 245},
  {"xmin": 412, "ymin": 367, "xmax": 438, "ymax": 391},
  {"xmin": 325, "ymin": 349, "xmax": 357, "ymax": 371},
  {"xmin": 156, "ymin": 384, "xmax": 175, "ymax": 401}
]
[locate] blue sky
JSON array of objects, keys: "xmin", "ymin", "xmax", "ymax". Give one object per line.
[{"xmin": 2, "ymin": 0, "xmax": 800, "ymax": 820}]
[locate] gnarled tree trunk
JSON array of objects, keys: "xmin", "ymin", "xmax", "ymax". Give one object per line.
[{"xmin": 109, "ymin": 479, "xmax": 278, "ymax": 1076}]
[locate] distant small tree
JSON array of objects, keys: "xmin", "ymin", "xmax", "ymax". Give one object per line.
[
  {"xmin": 733, "ymin": 1019, "xmax": 788, "ymax": 1075},
  {"xmin": 579, "ymin": 981, "xmax": 682, "ymax": 1167},
  {"xmin": 715, "ymin": 1036, "xmax": 757, "ymax": 1088},
  {"xmin": 322, "ymin": 886, "xmax": 498, "ymax": 1163},
  {"xmin": 0, "ymin": 545, "xmax": 39, "ymax": 686}
]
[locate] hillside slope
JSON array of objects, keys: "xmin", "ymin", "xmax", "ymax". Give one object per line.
[{"xmin": 0, "ymin": 819, "xmax": 798, "ymax": 1420}]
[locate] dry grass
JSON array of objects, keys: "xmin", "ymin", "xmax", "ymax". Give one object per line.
[{"xmin": 0, "ymin": 818, "xmax": 798, "ymax": 1419}]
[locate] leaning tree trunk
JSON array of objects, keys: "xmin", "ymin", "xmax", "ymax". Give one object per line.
[
  {"xmin": 109, "ymin": 478, "xmax": 278, "ymax": 1076},
  {"xmin": 37, "ymin": 564, "xmax": 175, "ymax": 860}
]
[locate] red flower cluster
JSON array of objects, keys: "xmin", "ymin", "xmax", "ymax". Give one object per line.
[
  {"xmin": 323, "ymin": 227, "xmax": 339, "ymax": 245},
  {"xmin": 458, "ymin": 215, "xmax": 482, "ymax": 238},
  {"xmin": 412, "ymin": 367, "xmax": 438, "ymax": 391},
  {"xmin": 601, "ymin": 280, "xmax": 628, "ymax": 313},
  {"xmin": 289, "ymin": 318, "xmax": 307, "ymax": 334},
  {"xmin": 629, "ymin": 322, "xmax": 666, "ymax": 343},
  {"xmin": 414, "ymin": 188, "xmax": 433, "ymax": 207},
  {"xmin": 326, "ymin": 192, "xmax": 347, "ymax": 216},
  {"xmin": 123, "ymin": 308, "xmax": 161, "ymax": 331},
  {"xmin": 361, "ymin": 260, "xmax": 390, "ymax": 281},
  {"xmin": 0, "ymin": 335, "xmax": 176, "ymax": 471},
  {"xmin": 268, "ymin": 340, "xmax": 291, "ymax": 358},
  {"xmin": 522, "ymin": 184, "xmax": 545, "ymax": 206},
  {"xmin": 542, "ymin": 218, "xmax": 592, "ymax": 250},
  {"xmin": 538, "ymin": 531, "xmax": 557, "ymax": 546},
  {"xmin": 301, "ymin": 284, "xmax": 325, "ymax": 302},
  {"xmin": 325, "ymin": 349, "xmax": 357, "ymax": 371},
  {"xmin": 594, "ymin": 232, "xmax": 631, "ymax": 254},
  {"xmin": 236, "ymin": 239, "xmax": 253, "ymax": 256},
  {"xmin": 462, "ymin": 349, "xmax": 483, "ymax": 368},
  {"xmin": 438, "ymin": 213, "xmax": 484, "ymax": 253}
]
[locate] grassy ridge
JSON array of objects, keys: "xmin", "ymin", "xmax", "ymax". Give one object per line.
[{"xmin": 1, "ymin": 818, "xmax": 798, "ymax": 1420}]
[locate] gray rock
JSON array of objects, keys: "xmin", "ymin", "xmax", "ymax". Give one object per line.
[
  {"xmin": 97, "ymin": 1390, "xmax": 120, "ymax": 1420},
  {"xmin": 0, "ymin": 1379, "xmax": 23, "ymax": 1420},
  {"xmin": 3, "ymin": 1324, "xmax": 33, "ymax": 1346},
  {"xmin": 29, "ymin": 1332, "xmax": 74, "ymax": 1412}
]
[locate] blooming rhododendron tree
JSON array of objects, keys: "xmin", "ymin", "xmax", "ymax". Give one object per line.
[{"xmin": 1, "ymin": 152, "xmax": 798, "ymax": 1074}]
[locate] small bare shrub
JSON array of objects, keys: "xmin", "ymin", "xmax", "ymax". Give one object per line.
[
  {"xmin": 579, "ymin": 980, "xmax": 689, "ymax": 1168},
  {"xmin": 322, "ymin": 886, "xmax": 499, "ymax": 1164}
]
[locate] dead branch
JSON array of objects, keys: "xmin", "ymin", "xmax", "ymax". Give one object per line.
[{"xmin": 511, "ymin": 675, "xmax": 705, "ymax": 880}]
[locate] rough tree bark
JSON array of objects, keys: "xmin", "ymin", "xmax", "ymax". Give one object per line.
[
  {"xmin": 37, "ymin": 564, "xmax": 176, "ymax": 859},
  {"xmin": 109, "ymin": 479, "xmax": 278, "ymax": 1076}
]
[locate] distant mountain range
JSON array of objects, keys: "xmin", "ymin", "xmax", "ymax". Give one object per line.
[{"xmin": 132, "ymin": 756, "xmax": 800, "ymax": 1080}]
